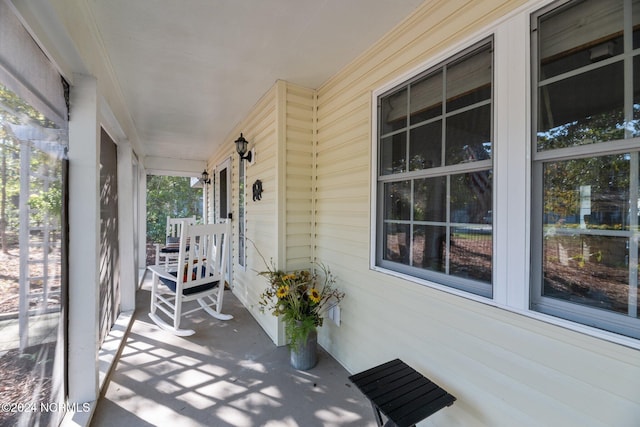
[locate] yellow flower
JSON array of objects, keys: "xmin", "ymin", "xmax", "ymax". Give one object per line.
[
  {"xmin": 276, "ymin": 285, "xmax": 289, "ymax": 298},
  {"xmin": 308, "ymin": 288, "xmax": 321, "ymax": 303},
  {"xmin": 282, "ymin": 274, "xmax": 296, "ymax": 282}
]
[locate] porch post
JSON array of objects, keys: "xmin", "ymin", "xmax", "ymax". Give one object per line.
[
  {"xmin": 117, "ymin": 140, "xmax": 136, "ymax": 311},
  {"xmin": 138, "ymin": 166, "xmax": 147, "ymax": 280},
  {"xmin": 68, "ymin": 73, "xmax": 100, "ymax": 403}
]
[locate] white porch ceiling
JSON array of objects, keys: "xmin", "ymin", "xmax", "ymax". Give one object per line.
[{"xmin": 85, "ymin": 0, "xmax": 424, "ymax": 164}]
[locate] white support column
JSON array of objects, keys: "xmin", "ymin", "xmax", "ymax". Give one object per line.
[
  {"xmin": 138, "ymin": 166, "xmax": 147, "ymax": 281},
  {"xmin": 117, "ymin": 140, "xmax": 136, "ymax": 311},
  {"xmin": 67, "ymin": 74, "xmax": 100, "ymax": 404}
]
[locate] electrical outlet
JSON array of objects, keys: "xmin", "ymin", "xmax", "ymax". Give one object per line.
[{"xmin": 328, "ymin": 305, "xmax": 341, "ymax": 326}]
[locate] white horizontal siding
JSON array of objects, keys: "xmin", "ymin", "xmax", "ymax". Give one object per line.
[
  {"xmin": 206, "ymin": 84, "xmax": 281, "ymax": 342},
  {"xmin": 203, "ymin": 1, "xmax": 640, "ymax": 424},
  {"xmin": 314, "ymin": 0, "xmax": 640, "ymax": 426},
  {"xmin": 206, "ymin": 81, "xmax": 316, "ymax": 345},
  {"xmin": 285, "ymin": 83, "xmax": 314, "ymax": 271}
]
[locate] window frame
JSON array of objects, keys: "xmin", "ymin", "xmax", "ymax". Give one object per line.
[
  {"xmin": 371, "ymin": 37, "xmax": 495, "ymax": 298},
  {"xmin": 530, "ymin": 0, "xmax": 640, "ymax": 340},
  {"xmin": 368, "ymin": 0, "xmax": 640, "ymax": 349}
]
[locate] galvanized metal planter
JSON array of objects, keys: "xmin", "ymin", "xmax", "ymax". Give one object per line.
[{"xmin": 289, "ymin": 327, "xmax": 318, "ymax": 370}]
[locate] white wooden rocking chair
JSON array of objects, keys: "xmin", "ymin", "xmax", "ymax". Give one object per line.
[
  {"xmin": 154, "ymin": 216, "xmax": 196, "ymax": 267},
  {"xmin": 148, "ymin": 221, "xmax": 233, "ymax": 336}
]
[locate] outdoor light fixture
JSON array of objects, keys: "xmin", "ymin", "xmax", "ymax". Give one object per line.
[
  {"xmin": 201, "ymin": 169, "xmax": 211, "ymax": 185},
  {"xmin": 234, "ymin": 133, "xmax": 252, "ymax": 162}
]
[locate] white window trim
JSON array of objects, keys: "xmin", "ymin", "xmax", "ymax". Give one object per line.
[
  {"xmin": 238, "ymin": 156, "xmax": 247, "ymax": 272},
  {"xmin": 369, "ymin": 0, "xmax": 640, "ymax": 350},
  {"xmin": 370, "ymin": 23, "xmax": 500, "ymax": 300}
]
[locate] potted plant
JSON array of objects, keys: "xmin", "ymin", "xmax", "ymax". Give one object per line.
[{"xmin": 258, "ymin": 261, "xmax": 344, "ymax": 370}]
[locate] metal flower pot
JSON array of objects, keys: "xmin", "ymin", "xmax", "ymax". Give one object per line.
[{"xmin": 290, "ymin": 327, "xmax": 318, "ymax": 370}]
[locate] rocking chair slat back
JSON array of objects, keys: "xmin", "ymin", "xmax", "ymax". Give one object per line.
[{"xmin": 179, "ymin": 223, "xmax": 227, "ymax": 292}]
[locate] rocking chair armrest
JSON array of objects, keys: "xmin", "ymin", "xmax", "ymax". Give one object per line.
[{"xmin": 148, "ymin": 265, "xmax": 180, "ymax": 281}]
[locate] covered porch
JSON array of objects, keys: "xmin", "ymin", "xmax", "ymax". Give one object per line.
[
  {"xmin": 90, "ymin": 273, "xmax": 376, "ymax": 427},
  {"xmin": 2, "ymin": 0, "xmax": 640, "ymax": 426}
]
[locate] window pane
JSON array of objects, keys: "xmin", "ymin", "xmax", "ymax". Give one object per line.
[
  {"xmin": 451, "ymin": 171, "xmax": 493, "ymax": 224},
  {"xmin": 0, "ymin": 83, "xmax": 66, "ymax": 426},
  {"xmin": 450, "ymin": 228, "xmax": 492, "ymax": 283},
  {"xmin": 445, "ymin": 105, "xmax": 491, "ymax": 165},
  {"xmin": 538, "ymin": 0, "xmax": 623, "ymax": 79},
  {"xmin": 446, "ymin": 44, "xmax": 492, "ymax": 113},
  {"xmin": 410, "ymin": 71, "xmax": 442, "ymax": 124},
  {"xmin": 543, "ymin": 233, "xmax": 629, "ymax": 314},
  {"xmin": 450, "ymin": 171, "xmax": 492, "ymax": 283},
  {"xmin": 384, "ymin": 223, "xmax": 410, "ymax": 264},
  {"xmin": 384, "ymin": 181, "xmax": 411, "ymax": 220},
  {"xmin": 414, "ymin": 177, "xmax": 446, "ymax": 222},
  {"xmin": 219, "ymin": 168, "xmax": 228, "ymax": 219},
  {"xmin": 409, "ymin": 122, "xmax": 441, "ymax": 171},
  {"xmin": 537, "ymin": 62, "xmax": 625, "ymax": 151},
  {"xmin": 543, "ymin": 156, "xmax": 629, "ymax": 231},
  {"xmin": 380, "ymin": 88, "xmax": 407, "ymax": 134},
  {"xmin": 541, "ymin": 154, "xmax": 637, "ymax": 317},
  {"xmin": 413, "ymin": 225, "xmax": 446, "ymax": 272},
  {"xmin": 380, "ymin": 132, "xmax": 406, "ymax": 175}
]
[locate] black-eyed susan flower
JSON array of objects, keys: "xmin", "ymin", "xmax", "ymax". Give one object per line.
[
  {"xmin": 308, "ymin": 288, "xmax": 321, "ymax": 303},
  {"xmin": 276, "ymin": 285, "xmax": 289, "ymax": 298}
]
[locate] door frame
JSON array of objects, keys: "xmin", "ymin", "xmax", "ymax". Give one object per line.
[{"xmin": 214, "ymin": 157, "xmax": 232, "ymax": 283}]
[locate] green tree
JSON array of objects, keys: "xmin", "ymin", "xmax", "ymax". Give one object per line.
[
  {"xmin": 539, "ymin": 108, "xmax": 633, "ymax": 229},
  {"xmin": 1, "ymin": 83, "xmax": 62, "ymax": 252},
  {"xmin": 146, "ymin": 175, "xmax": 203, "ymax": 243}
]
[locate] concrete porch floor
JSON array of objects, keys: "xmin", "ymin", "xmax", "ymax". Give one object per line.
[{"xmin": 90, "ymin": 275, "xmax": 377, "ymax": 427}]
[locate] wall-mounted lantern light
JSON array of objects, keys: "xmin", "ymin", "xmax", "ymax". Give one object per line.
[
  {"xmin": 234, "ymin": 133, "xmax": 252, "ymax": 162},
  {"xmin": 201, "ymin": 169, "xmax": 211, "ymax": 185}
]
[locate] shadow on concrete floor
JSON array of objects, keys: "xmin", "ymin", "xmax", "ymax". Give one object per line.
[{"xmin": 91, "ymin": 276, "xmax": 376, "ymax": 427}]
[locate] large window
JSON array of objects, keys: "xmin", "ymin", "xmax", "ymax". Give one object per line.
[
  {"xmin": 531, "ymin": 0, "xmax": 640, "ymax": 339},
  {"xmin": 0, "ymin": 83, "xmax": 67, "ymax": 426},
  {"xmin": 375, "ymin": 39, "xmax": 494, "ymax": 297},
  {"xmin": 0, "ymin": 2, "xmax": 69, "ymax": 424}
]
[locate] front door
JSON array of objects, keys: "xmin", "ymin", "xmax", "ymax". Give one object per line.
[{"xmin": 215, "ymin": 158, "xmax": 232, "ymax": 282}]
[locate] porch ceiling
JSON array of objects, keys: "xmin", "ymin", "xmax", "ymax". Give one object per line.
[{"xmin": 86, "ymin": 0, "xmax": 424, "ymax": 163}]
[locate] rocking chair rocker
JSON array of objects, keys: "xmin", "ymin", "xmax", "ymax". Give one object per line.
[{"xmin": 148, "ymin": 221, "xmax": 233, "ymax": 336}]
